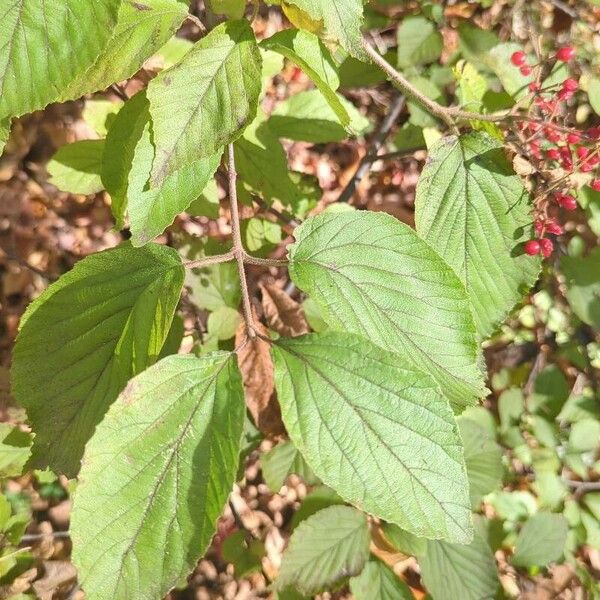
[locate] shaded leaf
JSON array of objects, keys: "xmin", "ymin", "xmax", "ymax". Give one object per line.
[
  {"xmin": 560, "ymin": 247, "xmax": 600, "ymax": 329},
  {"xmin": 102, "ymin": 91, "xmax": 222, "ymax": 243},
  {"xmin": 397, "ymin": 16, "xmax": 443, "ymax": 69},
  {"xmin": 458, "ymin": 417, "xmax": 503, "ymax": 507},
  {"xmin": 382, "ymin": 524, "xmax": 427, "ymax": 558},
  {"xmin": 0, "ymin": 424, "xmax": 32, "ymax": 478},
  {"xmin": 512, "ymin": 512, "xmax": 568, "ymax": 567},
  {"xmin": 350, "ymin": 560, "xmax": 414, "ymax": 600},
  {"xmin": 288, "ymin": 211, "xmax": 485, "ymax": 410},
  {"xmin": 272, "ymin": 331, "xmax": 472, "ymax": 542},
  {"xmin": 47, "ymin": 140, "xmax": 105, "ymax": 195},
  {"xmin": 261, "ymin": 441, "xmax": 317, "ymax": 491},
  {"xmin": 71, "ymin": 352, "xmax": 245, "ymax": 600},
  {"xmin": 419, "ymin": 524, "xmax": 499, "ymax": 600},
  {"xmin": 270, "ymin": 90, "xmax": 369, "ymax": 143},
  {"xmin": 11, "ymin": 243, "xmax": 184, "ymax": 476},
  {"xmin": 277, "ymin": 505, "xmax": 370, "ymax": 595}
]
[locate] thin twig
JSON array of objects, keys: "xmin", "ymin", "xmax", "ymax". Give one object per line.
[
  {"xmin": 337, "ymin": 94, "xmax": 406, "ymax": 203},
  {"xmin": 361, "ymin": 38, "xmax": 522, "ymax": 127},
  {"xmin": 228, "ymin": 144, "xmax": 257, "ymax": 339},
  {"xmin": 242, "ymin": 254, "xmax": 288, "ymax": 268},
  {"xmin": 184, "ymin": 251, "xmax": 235, "ymax": 270},
  {"xmin": 20, "ymin": 531, "xmax": 70, "ymax": 543}
]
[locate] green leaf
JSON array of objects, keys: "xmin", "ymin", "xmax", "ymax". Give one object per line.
[
  {"xmin": 61, "ymin": 0, "xmax": 188, "ymax": 101},
  {"xmin": 458, "ymin": 417, "xmax": 503, "ymax": 507},
  {"xmin": 589, "ymin": 77, "xmax": 600, "ymax": 116},
  {"xmin": 419, "ymin": 525, "xmax": 499, "ymax": 600},
  {"xmin": 222, "ymin": 530, "xmax": 265, "ymax": 577},
  {"xmin": 234, "ymin": 112, "xmax": 306, "ymax": 207},
  {"xmin": 186, "ymin": 259, "xmax": 241, "ymax": 312},
  {"xmin": 392, "ymin": 123, "xmax": 426, "ymax": 153},
  {"xmin": 83, "ymin": 99, "xmax": 123, "ymax": 137},
  {"xmin": 382, "ymin": 524, "xmax": 427, "ymax": 557},
  {"xmin": 47, "ymin": 140, "xmax": 105, "ymax": 195},
  {"xmin": 261, "ymin": 441, "xmax": 318, "ymax": 491},
  {"xmin": 102, "ymin": 91, "xmax": 222, "ymax": 244},
  {"xmin": 207, "ymin": 306, "xmax": 241, "ymax": 341},
  {"xmin": 148, "ymin": 20, "xmax": 262, "ymax": 185},
  {"xmin": 71, "ymin": 352, "xmax": 245, "ymax": 600},
  {"xmin": 291, "ymin": 486, "xmax": 344, "ymax": 529},
  {"xmin": 0, "ymin": 118, "xmax": 10, "ymax": 155},
  {"xmin": 512, "ymin": 512, "xmax": 568, "ymax": 567},
  {"xmin": 0, "ymin": 0, "xmax": 120, "ymax": 118},
  {"xmin": 262, "ymin": 28, "xmax": 339, "ymax": 89},
  {"xmin": 282, "ymin": 0, "xmax": 366, "ymax": 59},
  {"xmin": 206, "ymin": 0, "xmax": 246, "ymax": 19},
  {"xmin": 277, "ymin": 505, "xmax": 370, "ymax": 595},
  {"xmin": 397, "ymin": 16, "xmax": 443, "ymax": 69},
  {"xmin": 272, "ymin": 331, "xmax": 472, "ymax": 542},
  {"xmin": 350, "ymin": 560, "xmax": 414, "ymax": 600},
  {"xmin": 270, "ymin": 90, "xmax": 369, "ymax": 143},
  {"xmin": 288, "ymin": 211, "xmax": 485, "ymax": 410},
  {"xmin": 560, "ymin": 247, "xmax": 600, "ymax": 329},
  {"xmin": 11, "ymin": 243, "xmax": 184, "ymax": 476},
  {"xmin": 569, "ymin": 418, "xmax": 600, "ymax": 452},
  {"xmin": 488, "ymin": 43, "xmax": 533, "ymax": 99},
  {"xmin": 415, "ymin": 132, "xmax": 540, "ymax": 338},
  {"xmin": 261, "ymin": 30, "xmax": 350, "ymax": 128},
  {"xmin": 0, "ymin": 424, "xmax": 32, "ymax": 478}
]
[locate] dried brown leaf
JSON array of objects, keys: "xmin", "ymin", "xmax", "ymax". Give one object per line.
[
  {"xmin": 32, "ymin": 561, "xmax": 77, "ymax": 600},
  {"xmin": 261, "ymin": 283, "xmax": 309, "ymax": 338},
  {"xmin": 235, "ymin": 320, "xmax": 285, "ymax": 437}
]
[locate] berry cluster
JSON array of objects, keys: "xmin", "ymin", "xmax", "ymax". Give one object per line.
[{"xmin": 508, "ymin": 46, "xmax": 600, "ymax": 257}]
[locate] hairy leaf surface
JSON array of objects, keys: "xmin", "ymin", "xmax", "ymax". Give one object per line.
[
  {"xmin": 415, "ymin": 133, "xmax": 540, "ymax": 338},
  {"xmin": 71, "ymin": 353, "xmax": 244, "ymax": 600},
  {"xmin": 350, "ymin": 560, "xmax": 414, "ymax": 600},
  {"xmin": 419, "ymin": 526, "xmax": 499, "ymax": 600},
  {"xmin": 0, "ymin": 0, "xmax": 120, "ymax": 118},
  {"xmin": 102, "ymin": 91, "xmax": 221, "ymax": 244},
  {"xmin": 148, "ymin": 20, "xmax": 261, "ymax": 184},
  {"xmin": 277, "ymin": 505, "xmax": 370, "ymax": 595},
  {"xmin": 61, "ymin": 0, "xmax": 188, "ymax": 100},
  {"xmin": 11, "ymin": 244, "xmax": 184, "ymax": 476},
  {"xmin": 288, "ymin": 211, "xmax": 485, "ymax": 409},
  {"xmin": 272, "ymin": 332, "xmax": 472, "ymax": 542}
]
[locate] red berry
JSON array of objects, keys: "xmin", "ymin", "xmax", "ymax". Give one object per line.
[
  {"xmin": 540, "ymin": 238, "xmax": 554, "ymax": 258},
  {"xmin": 546, "ymin": 222, "xmax": 563, "ymax": 235},
  {"xmin": 589, "ymin": 155, "xmax": 600, "ymax": 166},
  {"xmin": 529, "ymin": 82, "xmax": 541, "ymax": 92},
  {"xmin": 524, "ymin": 240, "xmax": 541, "ymax": 256},
  {"xmin": 547, "ymin": 148, "xmax": 561, "ymax": 160},
  {"xmin": 558, "ymin": 88, "xmax": 573, "ymax": 102},
  {"xmin": 587, "ymin": 127, "xmax": 600, "ymax": 140},
  {"xmin": 581, "ymin": 162, "xmax": 594, "ymax": 173},
  {"xmin": 545, "ymin": 128, "xmax": 561, "ymax": 143},
  {"xmin": 577, "ymin": 146, "xmax": 590, "ymax": 159},
  {"xmin": 562, "ymin": 78, "xmax": 579, "ymax": 92},
  {"xmin": 557, "ymin": 193, "xmax": 577, "ymax": 210},
  {"xmin": 592, "ymin": 178, "xmax": 600, "ymax": 192},
  {"xmin": 520, "ymin": 65, "xmax": 533, "ymax": 76},
  {"xmin": 556, "ymin": 46, "xmax": 576, "ymax": 62},
  {"xmin": 567, "ymin": 132, "xmax": 581, "ymax": 145},
  {"xmin": 535, "ymin": 221, "xmax": 545, "ymax": 235},
  {"xmin": 511, "ymin": 51, "xmax": 527, "ymax": 67}
]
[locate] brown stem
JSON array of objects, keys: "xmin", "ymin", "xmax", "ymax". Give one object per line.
[
  {"xmin": 184, "ymin": 251, "xmax": 235, "ymax": 269},
  {"xmin": 228, "ymin": 144, "xmax": 257, "ymax": 339}
]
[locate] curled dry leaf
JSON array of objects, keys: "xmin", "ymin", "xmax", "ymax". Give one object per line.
[
  {"xmin": 32, "ymin": 561, "xmax": 77, "ymax": 600},
  {"xmin": 260, "ymin": 283, "xmax": 309, "ymax": 338},
  {"xmin": 235, "ymin": 319, "xmax": 286, "ymax": 437}
]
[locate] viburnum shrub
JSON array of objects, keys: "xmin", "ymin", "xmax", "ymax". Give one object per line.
[{"xmin": 2, "ymin": 1, "xmax": 599, "ymax": 599}]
